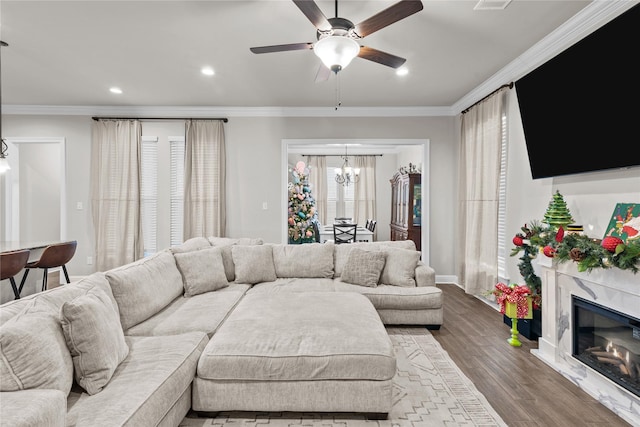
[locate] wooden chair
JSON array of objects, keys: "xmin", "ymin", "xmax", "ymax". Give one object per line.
[
  {"xmin": 1, "ymin": 249, "xmax": 31, "ymax": 299},
  {"xmin": 333, "ymin": 223, "xmax": 357, "ymax": 244},
  {"xmin": 312, "ymin": 221, "xmax": 321, "ymax": 243},
  {"xmin": 20, "ymin": 240, "xmax": 77, "ymax": 292}
]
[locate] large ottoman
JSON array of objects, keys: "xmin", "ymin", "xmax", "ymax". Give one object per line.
[{"xmin": 192, "ymin": 292, "xmax": 396, "ymax": 418}]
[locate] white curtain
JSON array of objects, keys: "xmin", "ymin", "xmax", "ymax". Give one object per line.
[
  {"xmin": 353, "ymin": 155, "xmax": 376, "ymax": 234},
  {"xmin": 90, "ymin": 120, "xmax": 143, "ymax": 271},
  {"xmin": 307, "ymin": 155, "xmax": 327, "ymax": 224},
  {"xmin": 183, "ymin": 120, "xmax": 226, "ymax": 239},
  {"xmin": 458, "ymin": 87, "xmax": 509, "ymax": 295}
]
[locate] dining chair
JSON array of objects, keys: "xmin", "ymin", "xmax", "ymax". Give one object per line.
[
  {"xmin": 19, "ymin": 240, "xmax": 77, "ymax": 292},
  {"xmin": 333, "ymin": 223, "xmax": 357, "ymax": 244},
  {"xmin": 1, "ymin": 249, "xmax": 31, "ymax": 299},
  {"xmin": 334, "ymin": 217, "xmax": 353, "ymax": 225},
  {"xmin": 312, "ymin": 221, "xmax": 321, "ymax": 243}
]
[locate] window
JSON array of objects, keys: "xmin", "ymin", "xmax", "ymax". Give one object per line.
[
  {"xmin": 325, "ymin": 157, "xmax": 355, "ymax": 223},
  {"xmin": 497, "ymin": 112, "xmax": 508, "ymax": 282},
  {"xmin": 141, "ymin": 135, "xmax": 185, "ymax": 256},
  {"xmin": 141, "ymin": 137, "xmax": 158, "ymax": 256}
]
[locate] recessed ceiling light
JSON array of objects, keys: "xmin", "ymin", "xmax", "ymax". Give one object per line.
[
  {"xmin": 201, "ymin": 67, "xmax": 215, "ymax": 76},
  {"xmin": 396, "ymin": 67, "xmax": 409, "ymax": 76},
  {"xmin": 109, "ymin": 87, "xmax": 122, "ymax": 94}
]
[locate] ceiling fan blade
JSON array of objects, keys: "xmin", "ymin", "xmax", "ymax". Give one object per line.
[
  {"xmin": 292, "ymin": 0, "xmax": 332, "ymax": 31},
  {"xmin": 314, "ymin": 64, "xmax": 331, "ymax": 83},
  {"xmin": 358, "ymin": 46, "xmax": 406, "ymax": 69},
  {"xmin": 354, "ymin": 0, "xmax": 424, "ymax": 38},
  {"xmin": 250, "ymin": 42, "xmax": 314, "ymax": 54}
]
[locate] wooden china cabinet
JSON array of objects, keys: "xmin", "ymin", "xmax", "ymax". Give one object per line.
[{"xmin": 389, "ymin": 171, "xmax": 421, "ymax": 251}]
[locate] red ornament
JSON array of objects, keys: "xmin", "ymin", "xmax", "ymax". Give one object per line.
[
  {"xmin": 513, "ymin": 235, "xmax": 524, "ymax": 246},
  {"xmin": 555, "ymin": 226, "xmax": 565, "ymax": 243},
  {"xmin": 601, "ymin": 236, "xmax": 623, "ymax": 253},
  {"xmin": 543, "ymin": 245, "xmax": 556, "ymax": 257}
]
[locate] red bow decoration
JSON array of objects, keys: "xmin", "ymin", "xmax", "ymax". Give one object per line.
[{"xmin": 493, "ymin": 282, "xmax": 531, "ymax": 318}]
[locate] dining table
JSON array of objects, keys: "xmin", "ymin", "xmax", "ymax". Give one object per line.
[{"xmin": 319, "ymin": 225, "xmax": 374, "ymax": 243}]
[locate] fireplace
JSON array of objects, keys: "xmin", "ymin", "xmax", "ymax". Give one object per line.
[
  {"xmin": 533, "ymin": 261, "xmax": 640, "ymax": 425},
  {"xmin": 572, "ymin": 296, "xmax": 640, "ymax": 397}
]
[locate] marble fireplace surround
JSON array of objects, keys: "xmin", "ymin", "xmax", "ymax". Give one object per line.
[{"xmin": 533, "ymin": 258, "xmax": 640, "ymax": 425}]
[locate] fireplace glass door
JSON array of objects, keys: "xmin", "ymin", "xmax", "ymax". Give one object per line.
[{"xmin": 572, "ymin": 295, "xmax": 640, "ymax": 397}]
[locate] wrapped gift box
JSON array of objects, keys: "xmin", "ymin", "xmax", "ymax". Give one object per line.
[{"xmin": 505, "ymin": 297, "xmax": 533, "ymax": 319}]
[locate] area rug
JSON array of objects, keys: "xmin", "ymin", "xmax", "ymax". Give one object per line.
[{"xmin": 180, "ymin": 327, "xmax": 507, "ymax": 427}]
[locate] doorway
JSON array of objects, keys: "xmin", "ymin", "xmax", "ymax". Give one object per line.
[
  {"xmin": 1, "ymin": 137, "xmax": 66, "ymax": 242},
  {"xmin": 282, "ymin": 138, "xmax": 430, "ymax": 265}
]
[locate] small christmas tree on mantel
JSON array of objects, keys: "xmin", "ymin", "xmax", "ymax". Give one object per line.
[{"xmin": 542, "ymin": 190, "xmax": 574, "ymax": 230}]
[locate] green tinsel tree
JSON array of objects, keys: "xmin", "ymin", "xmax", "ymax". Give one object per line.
[{"xmin": 542, "ymin": 190, "xmax": 574, "ymax": 230}]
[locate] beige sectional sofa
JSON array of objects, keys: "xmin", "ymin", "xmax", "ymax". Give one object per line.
[{"xmin": 0, "ymin": 237, "xmax": 442, "ymax": 426}]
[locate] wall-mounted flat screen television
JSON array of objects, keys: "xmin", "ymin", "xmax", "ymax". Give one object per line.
[{"xmin": 515, "ymin": 4, "xmax": 640, "ymax": 179}]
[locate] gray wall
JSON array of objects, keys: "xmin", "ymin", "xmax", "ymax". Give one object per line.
[{"xmin": 2, "ymin": 98, "xmax": 639, "ymax": 303}]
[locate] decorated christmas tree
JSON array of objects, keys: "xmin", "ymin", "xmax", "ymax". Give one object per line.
[
  {"xmin": 287, "ymin": 161, "xmax": 318, "ymax": 244},
  {"xmin": 542, "ymin": 190, "xmax": 574, "ymax": 230}
]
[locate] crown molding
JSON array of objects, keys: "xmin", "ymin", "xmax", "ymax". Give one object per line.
[
  {"xmin": 3, "ymin": 104, "xmax": 455, "ymax": 118},
  {"xmin": 452, "ymin": 0, "xmax": 638, "ymax": 114}
]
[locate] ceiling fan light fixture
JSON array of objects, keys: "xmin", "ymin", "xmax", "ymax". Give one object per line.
[{"xmin": 314, "ymin": 36, "xmax": 360, "ymax": 73}]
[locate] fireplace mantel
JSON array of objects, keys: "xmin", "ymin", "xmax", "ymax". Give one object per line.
[{"xmin": 533, "ymin": 258, "xmax": 640, "ymax": 425}]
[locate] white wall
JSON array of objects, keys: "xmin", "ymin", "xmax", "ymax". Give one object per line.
[
  {"xmin": 503, "ymin": 90, "xmax": 640, "ymax": 284},
  {"xmin": 4, "ymin": 104, "xmax": 636, "ymax": 303}
]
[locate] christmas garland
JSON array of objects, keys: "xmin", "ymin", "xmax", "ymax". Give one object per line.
[{"xmin": 511, "ymin": 221, "xmax": 640, "ymax": 308}]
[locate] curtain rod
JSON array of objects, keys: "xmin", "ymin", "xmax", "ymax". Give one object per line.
[
  {"xmin": 301, "ymin": 154, "xmax": 383, "ymax": 157},
  {"xmin": 91, "ymin": 117, "xmax": 228, "ymax": 123},
  {"xmin": 461, "ymin": 82, "xmax": 513, "ymax": 115}
]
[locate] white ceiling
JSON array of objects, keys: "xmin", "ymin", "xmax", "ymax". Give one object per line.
[{"xmin": 0, "ymin": 1, "xmax": 635, "ymax": 116}]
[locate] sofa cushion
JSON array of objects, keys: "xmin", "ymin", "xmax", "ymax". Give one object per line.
[
  {"xmin": 125, "ymin": 284, "xmax": 250, "ymax": 338},
  {"xmin": 232, "ymin": 245, "xmax": 277, "ymax": 284},
  {"xmin": 208, "ymin": 237, "xmax": 264, "ymax": 282},
  {"xmin": 0, "ymin": 272, "xmax": 119, "ymax": 325},
  {"xmin": 174, "ymin": 247, "xmax": 229, "ymax": 297},
  {"xmin": 339, "ymin": 247, "xmax": 386, "ymax": 287},
  {"xmin": 272, "ymin": 242, "xmax": 334, "ymax": 278},
  {"xmin": 0, "ymin": 301, "xmax": 74, "ymax": 394},
  {"xmin": 106, "ymin": 250, "xmax": 184, "ymax": 330},
  {"xmin": 378, "ymin": 245, "xmax": 421, "ymax": 287},
  {"xmin": 66, "ymin": 332, "xmax": 208, "ymax": 427},
  {"xmin": 170, "ymin": 236, "xmax": 211, "ymax": 254},
  {"xmin": 60, "ymin": 288, "xmax": 130, "ymax": 395},
  {"xmin": 197, "ymin": 292, "xmax": 395, "ymax": 381},
  {"xmin": 333, "ymin": 240, "xmax": 416, "ymax": 277},
  {"xmin": 0, "ymin": 389, "xmax": 67, "ymax": 427},
  {"xmin": 208, "ymin": 236, "xmax": 263, "ymax": 246},
  {"xmin": 334, "ymin": 281, "xmax": 443, "ymax": 310}
]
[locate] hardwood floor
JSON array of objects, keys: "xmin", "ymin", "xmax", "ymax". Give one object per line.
[{"xmin": 431, "ymin": 283, "xmax": 631, "ymax": 427}]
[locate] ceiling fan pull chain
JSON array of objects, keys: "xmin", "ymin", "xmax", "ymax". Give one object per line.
[{"xmin": 335, "ymin": 73, "xmax": 342, "ymax": 111}]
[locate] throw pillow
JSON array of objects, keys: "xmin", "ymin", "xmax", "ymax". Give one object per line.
[
  {"xmin": 340, "ymin": 247, "xmax": 386, "ymax": 287},
  {"xmin": 174, "ymin": 247, "xmax": 229, "ymax": 297},
  {"xmin": 60, "ymin": 288, "xmax": 130, "ymax": 395},
  {"xmin": 379, "ymin": 245, "xmax": 421, "ymax": 287},
  {"xmin": 272, "ymin": 242, "xmax": 334, "ymax": 278},
  {"xmin": 170, "ymin": 236, "xmax": 211, "ymax": 254},
  {"xmin": 231, "ymin": 244, "xmax": 277, "ymax": 284},
  {"xmin": 0, "ymin": 302, "xmax": 74, "ymax": 394}
]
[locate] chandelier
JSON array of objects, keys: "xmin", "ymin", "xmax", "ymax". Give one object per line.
[{"xmin": 334, "ymin": 146, "xmax": 360, "ymax": 186}]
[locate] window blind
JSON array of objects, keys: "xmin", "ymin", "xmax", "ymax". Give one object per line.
[
  {"xmin": 170, "ymin": 137, "xmax": 185, "ymax": 247},
  {"xmin": 141, "ymin": 136, "xmax": 158, "ymax": 256}
]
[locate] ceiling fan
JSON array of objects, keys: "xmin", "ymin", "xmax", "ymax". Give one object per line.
[{"xmin": 249, "ymin": 0, "xmax": 424, "ymax": 81}]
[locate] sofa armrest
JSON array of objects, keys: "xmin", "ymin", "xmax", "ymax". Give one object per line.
[
  {"xmin": 415, "ymin": 262, "xmax": 436, "ymax": 288},
  {"xmin": 0, "ymin": 389, "xmax": 66, "ymax": 427}
]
